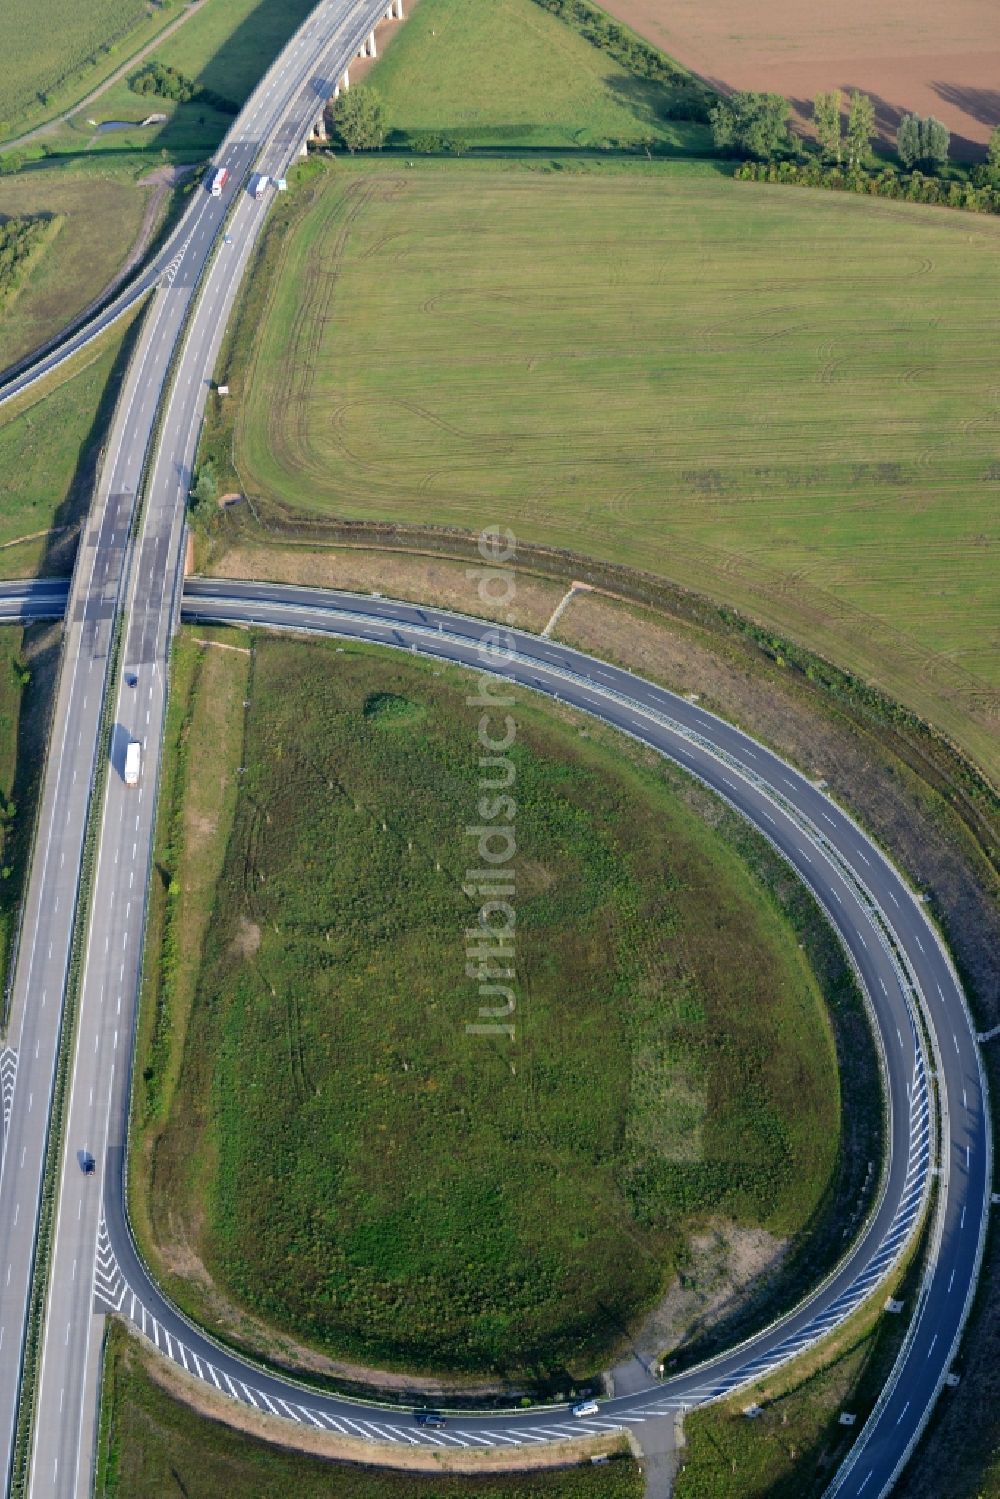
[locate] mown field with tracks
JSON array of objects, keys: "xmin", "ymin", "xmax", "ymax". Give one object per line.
[
  {"xmin": 131, "ymin": 632, "xmax": 864, "ymax": 1381},
  {"xmin": 0, "ymin": 0, "xmax": 149, "ymax": 136},
  {"xmin": 217, "ymin": 159, "xmax": 1000, "ymax": 783}
]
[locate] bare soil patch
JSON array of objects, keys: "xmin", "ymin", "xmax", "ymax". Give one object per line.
[
  {"xmin": 204, "ymin": 541, "xmax": 565, "ymax": 633},
  {"xmin": 601, "ymin": 0, "xmax": 1000, "ymax": 156},
  {"xmin": 228, "ymin": 914, "xmax": 260, "ymax": 960},
  {"xmin": 618, "ymin": 1221, "xmax": 788, "ymax": 1374}
]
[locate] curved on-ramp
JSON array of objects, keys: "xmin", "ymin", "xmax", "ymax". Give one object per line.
[{"xmin": 90, "ymin": 577, "xmax": 990, "ymax": 1496}]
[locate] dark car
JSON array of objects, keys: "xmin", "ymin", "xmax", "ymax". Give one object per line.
[
  {"xmin": 80, "ymin": 1152, "xmax": 96, "ymax": 1175},
  {"xmin": 414, "ymin": 1411, "xmax": 446, "ymax": 1428},
  {"xmin": 125, "ymin": 672, "xmax": 137, "ymax": 687}
]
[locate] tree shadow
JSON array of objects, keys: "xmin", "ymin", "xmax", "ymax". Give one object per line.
[
  {"xmin": 837, "ymin": 84, "xmax": 987, "ymax": 161},
  {"xmin": 0, "ymin": 619, "xmax": 58, "ymax": 1010},
  {"xmin": 601, "ymin": 71, "xmax": 704, "ymax": 133},
  {"xmin": 930, "ymin": 81, "xmax": 1000, "ymax": 132}
]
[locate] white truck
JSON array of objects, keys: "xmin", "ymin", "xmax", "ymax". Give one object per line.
[
  {"xmin": 253, "ymin": 173, "xmax": 269, "ymax": 198},
  {"xmin": 209, "ymin": 166, "xmax": 230, "ymax": 198},
  {"xmin": 124, "ymin": 740, "xmax": 141, "ymax": 790}
]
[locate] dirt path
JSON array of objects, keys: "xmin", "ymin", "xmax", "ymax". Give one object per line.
[{"xmin": 2, "ymin": 0, "xmax": 212, "ymax": 151}]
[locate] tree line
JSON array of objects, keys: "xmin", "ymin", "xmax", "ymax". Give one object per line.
[
  {"xmin": 712, "ymin": 85, "xmax": 1000, "ymax": 184},
  {"xmin": 129, "ymin": 60, "xmax": 238, "ymax": 117}
]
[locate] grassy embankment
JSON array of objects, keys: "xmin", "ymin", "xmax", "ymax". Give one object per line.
[
  {"xmin": 673, "ymin": 1229, "xmax": 927, "ymax": 1499},
  {"xmin": 0, "ymin": 164, "xmax": 146, "ymax": 371},
  {"xmin": 367, "ymin": 0, "xmax": 711, "ymax": 154},
  {"xmin": 0, "ymin": 625, "xmax": 60, "ymax": 1011},
  {"xmin": 0, "ymin": 309, "xmax": 141, "ymax": 576},
  {"xmin": 95, "ymin": 1326, "xmax": 642, "ymax": 1499},
  {"xmin": 130, "ymin": 632, "xmax": 866, "ymax": 1383},
  {"xmin": 200, "ymin": 156, "xmax": 1000, "ymax": 785}
]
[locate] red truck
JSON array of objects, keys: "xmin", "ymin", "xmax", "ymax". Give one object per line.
[{"xmin": 209, "ymin": 167, "xmax": 230, "ymax": 198}]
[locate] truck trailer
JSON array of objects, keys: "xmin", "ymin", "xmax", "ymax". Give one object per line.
[
  {"xmin": 124, "ymin": 741, "xmax": 141, "ymax": 789},
  {"xmin": 209, "ymin": 166, "xmax": 230, "ymax": 197}
]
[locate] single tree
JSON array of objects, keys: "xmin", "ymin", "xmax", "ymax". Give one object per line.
[
  {"xmin": 190, "ymin": 461, "xmax": 217, "ymax": 522},
  {"xmin": 333, "ymin": 86, "xmax": 388, "ymax": 153},
  {"xmin": 897, "ymin": 112, "xmax": 950, "ymax": 169},
  {"xmin": 710, "ymin": 91, "xmax": 790, "ymax": 160},
  {"xmin": 845, "ymin": 91, "xmax": 876, "ymax": 169},
  {"xmin": 921, "ymin": 116, "xmax": 950, "ymax": 167},
  {"xmin": 813, "ymin": 89, "xmax": 843, "ymax": 162},
  {"xmin": 896, "ymin": 113, "xmax": 922, "ymax": 168},
  {"xmin": 989, "ymin": 123, "xmax": 1000, "ymax": 174}
]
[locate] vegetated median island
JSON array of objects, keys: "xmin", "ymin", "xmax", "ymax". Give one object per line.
[
  {"xmin": 131, "ymin": 631, "xmax": 876, "ymax": 1384},
  {"xmin": 0, "ymin": 624, "xmax": 60, "ymax": 1009},
  {"xmin": 207, "ymin": 155, "xmax": 1000, "ymax": 784}
]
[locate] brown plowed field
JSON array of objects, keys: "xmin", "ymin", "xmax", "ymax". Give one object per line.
[{"xmin": 600, "ymin": 0, "xmax": 1000, "ymax": 157}]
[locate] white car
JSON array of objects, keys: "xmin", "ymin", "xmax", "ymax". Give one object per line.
[{"xmin": 572, "ymin": 1400, "xmax": 600, "ymax": 1418}]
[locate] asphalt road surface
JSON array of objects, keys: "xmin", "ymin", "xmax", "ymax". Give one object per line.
[{"xmin": 0, "ymin": 4, "xmax": 404, "ymax": 1496}]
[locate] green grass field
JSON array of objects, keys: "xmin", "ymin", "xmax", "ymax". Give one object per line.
[
  {"xmin": 0, "ymin": 311, "xmax": 139, "ymax": 575},
  {"xmin": 131, "ymin": 632, "xmax": 856, "ymax": 1379},
  {"xmin": 0, "ymin": 165, "xmax": 147, "ymax": 370},
  {"xmin": 220, "ymin": 158, "xmax": 1000, "ymax": 782},
  {"xmin": 96, "ymin": 1329, "xmax": 642, "ymax": 1499},
  {"xmin": 368, "ymin": 0, "xmax": 710, "ymax": 153}
]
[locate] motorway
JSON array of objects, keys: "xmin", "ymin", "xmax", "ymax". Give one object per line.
[
  {"xmin": 0, "ymin": 3, "xmax": 413, "ymax": 1495},
  {"xmin": 0, "ymin": 574, "xmax": 989, "ymax": 1494}
]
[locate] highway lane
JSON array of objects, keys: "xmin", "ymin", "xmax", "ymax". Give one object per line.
[
  {"xmin": 0, "ymin": 277, "xmax": 191, "ymax": 1496},
  {"xmin": 0, "ymin": 5, "xmax": 404, "ymax": 1496},
  {"xmin": 79, "ymin": 577, "xmax": 973, "ymax": 1497}
]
